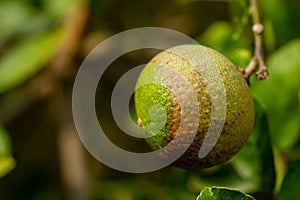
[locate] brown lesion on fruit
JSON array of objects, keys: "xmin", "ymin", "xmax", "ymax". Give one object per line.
[
  {"xmin": 165, "ymin": 91, "xmax": 181, "ymax": 143},
  {"xmin": 164, "ymin": 137, "xmax": 172, "ymax": 142}
]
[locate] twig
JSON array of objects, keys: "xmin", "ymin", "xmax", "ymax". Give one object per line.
[
  {"xmin": 52, "ymin": 3, "xmax": 90, "ymax": 200},
  {"xmin": 242, "ymin": 0, "xmax": 268, "ymax": 81}
]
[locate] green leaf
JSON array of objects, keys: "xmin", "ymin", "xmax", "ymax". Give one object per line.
[
  {"xmin": 250, "ymin": 39, "xmax": 300, "ymax": 150},
  {"xmin": 0, "ymin": 1, "xmax": 32, "ymax": 42},
  {"xmin": 197, "ymin": 21, "xmax": 251, "ymax": 67},
  {"xmin": 0, "ymin": 127, "xmax": 15, "ymax": 178},
  {"xmin": 260, "ymin": 0, "xmax": 300, "ymax": 46},
  {"xmin": 0, "ymin": 1, "xmax": 52, "ymax": 44},
  {"xmin": 187, "ymin": 165, "xmax": 258, "ymax": 194},
  {"xmin": 231, "ymin": 96, "xmax": 276, "ymax": 193},
  {"xmin": 198, "ymin": 21, "xmax": 235, "ymax": 52},
  {"xmin": 0, "ymin": 156, "xmax": 16, "ymax": 178},
  {"xmin": 277, "ymin": 159, "xmax": 300, "ymax": 200},
  {"xmin": 196, "ymin": 186, "xmax": 255, "ymax": 200},
  {"xmin": 0, "ymin": 126, "xmax": 12, "ymax": 156},
  {"xmin": 0, "ymin": 29, "xmax": 63, "ymax": 94},
  {"xmin": 228, "ymin": 0, "xmax": 249, "ymax": 40},
  {"xmin": 43, "ymin": 0, "xmax": 83, "ymax": 20}
]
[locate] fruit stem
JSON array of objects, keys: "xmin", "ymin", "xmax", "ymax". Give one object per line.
[{"xmin": 243, "ymin": 0, "xmax": 268, "ymax": 81}]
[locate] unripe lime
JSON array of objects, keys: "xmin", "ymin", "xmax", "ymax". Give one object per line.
[{"xmin": 134, "ymin": 44, "xmax": 254, "ymax": 169}]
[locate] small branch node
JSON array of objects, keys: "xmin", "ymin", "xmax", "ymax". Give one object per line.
[
  {"xmin": 244, "ymin": 0, "xmax": 268, "ymax": 81},
  {"xmin": 256, "ymin": 65, "xmax": 268, "ymax": 80},
  {"xmin": 252, "ymin": 23, "xmax": 264, "ymax": 34}
]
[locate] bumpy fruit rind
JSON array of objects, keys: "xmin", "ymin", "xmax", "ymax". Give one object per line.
[{"xmin": 135, "ymin": 44, "xmax": 254, "ymax": 169}]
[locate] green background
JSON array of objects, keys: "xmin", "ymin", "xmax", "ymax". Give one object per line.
[{"xmin": 0, "ymin": 0, "xmax": 299, "ymax": 199}]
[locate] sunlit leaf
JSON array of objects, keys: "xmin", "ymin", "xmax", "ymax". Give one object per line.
[
  {"xmin": 0, "ymin": 156, "xmax": 16, "ymax": 178},
  {"xmin": 196, "ymin": 186, "xmax": 255, "ymax": 200},
  {"xmin": 277, "ymin": 159, "xmax": 300, "ymax": 200},
  {"xmin": 0, "ymin": 29, "xmax": 63, "ymax": 94}
]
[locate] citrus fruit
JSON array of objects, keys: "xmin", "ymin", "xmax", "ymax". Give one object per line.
[{"xmin": 134, "ymin": 44, "xmax": 254, "ymax": 169}]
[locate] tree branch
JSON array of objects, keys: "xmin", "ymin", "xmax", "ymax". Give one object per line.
[{"xmin": 242, "ymin": 0, "xmax": 268, "ymax": 81}]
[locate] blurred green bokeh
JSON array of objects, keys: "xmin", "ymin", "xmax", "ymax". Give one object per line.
[{"xmin": 0, "ymin": 0, "xmax": 300, "ymax": 200}]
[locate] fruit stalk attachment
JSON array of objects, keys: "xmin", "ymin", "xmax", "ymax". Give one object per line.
[{"xmin": 241, "ymin": 0, "xmax": 268, "ymax": 81}]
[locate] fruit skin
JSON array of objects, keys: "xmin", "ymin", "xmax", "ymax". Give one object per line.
[{"xmin": 134, "ymin": 44, "xmax": 255, "ymax": 169}]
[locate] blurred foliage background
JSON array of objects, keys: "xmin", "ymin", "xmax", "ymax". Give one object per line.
[{"xmin": 0, "ymin": 0, "xmax": 300, "ymax": 199}]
